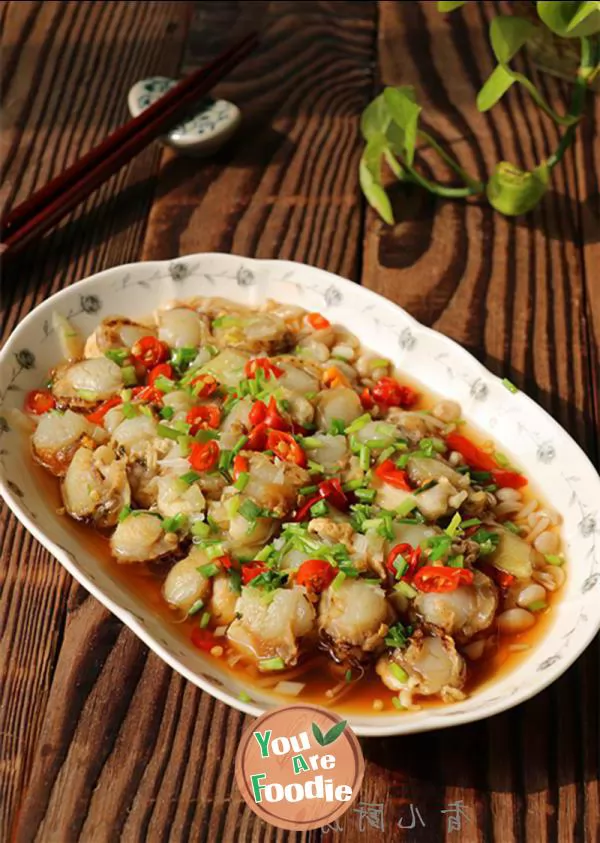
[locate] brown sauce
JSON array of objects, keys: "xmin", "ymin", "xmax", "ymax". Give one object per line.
[{"xmin": 30, "ymin": 452, "xmax": 560, "ymax": 715}]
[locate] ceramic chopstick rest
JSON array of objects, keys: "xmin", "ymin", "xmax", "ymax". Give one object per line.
[{"xmin": 127, "ymin": 76, "xmax": 241, "ymax": 156}]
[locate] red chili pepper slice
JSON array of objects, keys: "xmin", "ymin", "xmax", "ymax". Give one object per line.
[
  {"xmin": 372, "ymin": 377, "xmax": 417, "ymax": 408},
  {"xmin": 480, "ymin": 562, "xmax": 516, "ymax": 589},
  {"xmin": 86, "ymin": 396, "xmax": 123, "ymax": 425},
  {"xmin": 307, "ymin": 312, "xmax": 331, "ymax": 330},
  {"xmin": 413, "ymin": 565, "xmax": 474, "ymax": 593},
  {"xmin": 264, "ymin": 396, "xmax": 289, "ymax": 431},
  {"xmin": 266, "ymin": 430, "xmax": 307, "ymax": 467},
  {"xmin": 186, "ymin": 404, "xmax": 221, "ymax": 434},
  {"xmin": 241, "ymin": 561, "xmax": 267, "ymax": 585},
  {"xmin": 216, "ymin": 554, "xmax": 238, "ymax": 572},
  {"xmin": 244, "ymin": 358, "xmax": 283, "ymax": 380},
  {"xmin": 295, "ymin": 559, "xmax": 336, "ymax": 593},
  {"xmin": 190, "ymin": 628, "xmax": 218, "ymax": 651},
  {"xmin": 246, "ymin": 422, "xmax": 268, "ymax": 451},
  {"xmin": 148, "ymin": 362, "xmax": 173, "ymax": 386},
  {"xmin": 131, "ymin": 385, "xmax": 163, "ymax": 404},
  {"xmin": 445, "ymin": 433, "xmax": 496, "ymax": 471},
  {"xmin": 359, "ymin": 387, "xmax": 375, "ymax": 410},
  {"xmin": 24, "ymin": 389, "xmax": 56, "ymax": 415},
  {"xmin": 317, "ymin": 478, "xmax": 348, "ymax": 511},
  {"xmin": 131, "ymin": 336, "xmax": 169, "ymax": 369},
  {"xmin": 386, "ymin": 543, "xmax": 422, "ymax": 578},
  {"xmin": 233, "ymin": 454, "xmax": 249, "ymax": 479},
  {"xmin": 374, "ymin": 459, "xmax": 411, "ymax": 490},
  {"xmin": 189, "ymin": 440, "xmax": 219, "ymax": 472},
  {"xmin": 491, "ymin": 469, "xmax": 528, "ymax": 489},
  {"xmin": 248, "ymin": 400, "xmax": 267, "ymax": 426},
  {"xmin": 294, "ymin": 493, "xmax": 322, "ymax": 522},
  {"xmin": 190, "ymin": 373, "xmax": 218, "ymax": 398}
]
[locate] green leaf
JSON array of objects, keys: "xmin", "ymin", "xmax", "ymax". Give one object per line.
[
  {"xmin": 486, "ymin": 161, "xmax": 550, "ymax": 215},
  {"xmin": 382, "ymin": 87, "xmax": 421, "ymax": 164},
  {"xmin": 476, "ymin": 64, "xmax": 516, "ymax": 111},
  {"xmin": 437, "ymin": 0, "xmax": 467, "ymax": 11},
  {"xmin": 537, "ymin": 1, "xmax": 600, "ymax": 38},
  {"xmin": 359, "ymin": 136, "xmax": 394, "ymax": 224},
  {"xmin": 490, "ymin": 16, "xmax": 536, "ymax": 63},
  {"xmin": 322, "ymin": 720, "xmax": 348, "ymax": 745},
  {"xmin": 311, "ymin": 722, "xmax": 326, "ymax": 746},
  {"xmin": 360, "ymin": 93, "xmax": 390, "ymax": 141}
]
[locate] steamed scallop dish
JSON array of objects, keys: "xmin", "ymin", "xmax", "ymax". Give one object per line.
[{"xmin": 24, "ymin": 297, "xmax": 566, "ymax": 713}]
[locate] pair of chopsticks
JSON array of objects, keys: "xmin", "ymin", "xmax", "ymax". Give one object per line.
[{"xmin": 1, "ymin": 31, "xmax": 258, "ymax": 257}]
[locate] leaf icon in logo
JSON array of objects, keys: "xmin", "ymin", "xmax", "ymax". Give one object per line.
[
  {"xmin": 312, "ymin": 720, "xmax": 348, "ymax": 747},
  {"xmin": 322, "ymin": 720, "xmax": 347, "ymax": 745},
  {"xmin": 311, "ymin": 722, "xmax": 326, "ymax": 746}
]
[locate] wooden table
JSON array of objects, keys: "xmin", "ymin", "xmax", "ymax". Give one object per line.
[{"xmin": 1, "ymin": 2, "xmax": 598, "ymax": 841}]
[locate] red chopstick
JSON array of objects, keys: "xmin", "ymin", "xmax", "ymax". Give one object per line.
[{"xmin": 1, "ymin": 32, "xmax": 258, "ymax": 256}]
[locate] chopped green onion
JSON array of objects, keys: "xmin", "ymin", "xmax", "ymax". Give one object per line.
[
  {"xmin": 414, "ymin": 479, "xmax": 437, "ymax": 496},
  {"xmin": 239, "ymin": 499, "xmax": 263, "ymax": 522},
  {"xmin": 160, "ymin": 405, "xmax": 175, "ymax": 421},
  {"xmin": 197, "ymin": 562, "xmax": 220, "ymax": 578},
  {"xmin": 180, "ymin": 470, "xmax": 201, "ymax": 485},
  {"xmin": 238, "ymin": 691, "xmax": 252, "ymax": 703},
  {"xmin": 377, "ymin": 446, "xmax": 396, "ymax": 464},
  {"xmin": 527, "ymin": 600, "xmax": 547, "ymax": 612},
  {"xmin": 345, "ymin": 414, "xmax": 371, "ymax": 434},
  {"xmin": 307, "ymin": 460, "xmax": 324, "ymax": 474},
  {"xmin": 301, "ymin": 436, "xmax": 323, "ymax": 449},
  {"xmin": 395, "ymin": 497, "xmax": 417, "ymax": 518},
  {"xmin": 234, "ymin": 472, "xmax": 250, "ymax": 492},
  {"xmin": 502, "ymin": 378, "xmax": 518, "ymax": 394},
  {"xmin": 121, "ymin": 365, "xmax": 137, "ymax": 386},
  {"xmin": 494, "ymin": 452, "xmax": 510, "ymax": 468},
  {"xmin": 218, "ymin": 449, "xmax": 233, "ymax": 474},
  {"xmin": 153, "ymin": 375, "xmax": 176, "ymax": 393},
  {"xmin": 170, "ymin": 347, "xmax": 197, "ymax": 373},
  {"xmin": 194, "ymin": 428, "xmax": 220, "ymax": 442},
  {"xmin": 447, "ymin": 554, "xmax": 464, "ymax": 568},
  {"xmin": 200, "ymin": 611, "xmax": 211, "ymax": 628},
  {"xmin": 310, "ymin": 499, "xmax": 329, "ymax": 517},
  {"xmin": 232, "ymin": 435, "xmax": 248, "ymax": 455},
  {"xmin": 259, "ymin": 657, "xmax": 286, "ymax": 671},
  {"xmin": 355, "ymin": 488, "xmax": 376, "ymax": 503},
  {"xmin": 329, "ymin": 418, "xmax": 346, "ymax": 435},
  {"xmin": 157, "ymin": 422, "xmax": 181, "ymax": 440},
  {"xmin": 76, "ymin": 389, "xmax": 98, "ymax": 402},
  {"xmin": 105, "ymin": 348, "xmax": 129, "ymax": 366},
  {"xmin": 342, "ymin": 478, "xmax": 364, "ymax": 492},
  {"xmin": 389, "ymin": 663, "xmax": 409, "ymax": 683},
  {"xmin": 544, "ymin": 554, "xmax": 564, "ymax": 566},
  {"xmin": 471, "ymin": 470, "xmax": 492, "ymax": 482},
  {"xmin": 359, "ymin": 444, "xmax": 371, "ymax": 471},
  {"xmin": 299, "ymin": 484, "xmax": 319, "ymax": 496},
  {"xmin": 139, "ymin": 404, "xmax": 153, "ymax": 418},
  {"xmin": 162, "ymin": 513, "xmax": 188, "ymax": 534},
  {"xmin": 391, "ymin": 696, "xmax": 405, "ymax": 710},
  {"xmin": 118, "ymin": 505, "xmax": 131, "ymax": 523},
  {"xmin": 445, "ymin": 512, "xmax": 462, "ymax": 537},
  {"xmin": 331, "ymin": 571, "xmax": 346, "ymax": 590},
  {"xmin": 394, "ymin": 580, "xmax": 417, "ymax": 599},
  {"xmin": 504, "ymin": 521, "xmax": 521, "ymax": 534},
  {"xmin": 178, "ymin": 434, "xmax": 192, "ymax": 456},
  {"xmin": 191, "ymin": 521, "xmax": 211, "ymax": 539},
  {"xmin": 461, "ymin": 518, "xmax": 482, "ymax": 528},
  {"xmin": 395, "ymin": 453, "xmax": 410, "ymax": 469},
  {"xmin": 121, "ymin": 402, "xmax": 138, "ymax": 419},
  {"xmin": 188, "ymin": 599, "xmax": 204, "ymax": 616},
  {"xmin": 345, "ymin": 669, "xmax": 353, "ymax": 683}
]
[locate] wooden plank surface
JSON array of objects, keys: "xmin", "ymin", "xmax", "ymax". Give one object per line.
[{"xmin": 1, "ymin": 2, "xmax": 598, "ymax": 842}]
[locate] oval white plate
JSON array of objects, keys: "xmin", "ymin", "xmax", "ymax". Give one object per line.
[{"xmin": 1, "ymin": 254, "xmax": 599, "ymax": 737}]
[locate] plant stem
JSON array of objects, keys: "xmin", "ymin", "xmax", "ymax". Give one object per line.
[
  {"xmin": 418, "ymin": 131, "xmax": 485, "ymax": 192},
  {"xmin": 548, "ymin": 36, "xmax": 597, "ymax": 169}
]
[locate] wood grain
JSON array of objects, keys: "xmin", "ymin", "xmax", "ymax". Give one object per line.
[
  {"xmin": 360, "ymin": 2, "xmax": 599, "ymax": 843},
  {"xmin": 1, "ymin": 2, "xmax": 598, "ymax": 841},
  {"xmin": 0, "ymin": 1, "xmax": 192, "ymax": 840}
]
